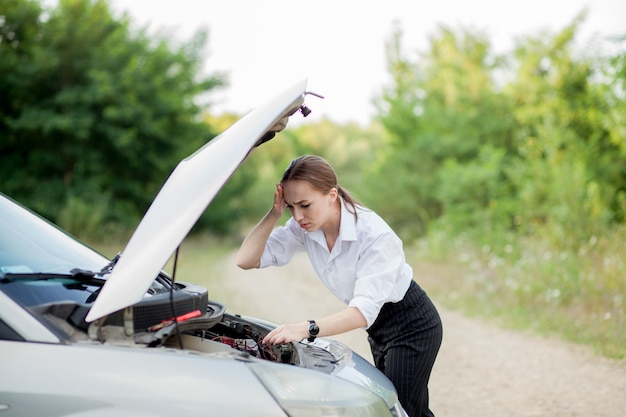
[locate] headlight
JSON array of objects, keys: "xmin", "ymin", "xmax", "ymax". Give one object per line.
[{"xmin": 248, "ymin": 362, "xmax": 392, "ymax": 417}]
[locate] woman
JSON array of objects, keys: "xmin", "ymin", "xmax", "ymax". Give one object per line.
[{"xmin": 236, "ymin": 155, "xmax": 442, "ymax": 417}]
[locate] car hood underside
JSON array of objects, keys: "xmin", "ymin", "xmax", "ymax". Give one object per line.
[{"xmin": 86, "ymin": 80, "xmax": 310, "ymax": 323}]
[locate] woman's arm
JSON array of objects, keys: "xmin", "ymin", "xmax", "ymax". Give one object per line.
[
  {"xmin": 262, "ymin": 306, "xmax": 367, "ymax": 345},
  {"xmin": 236, "ymin": 184, "xmax": 286, "ymax": 269}
]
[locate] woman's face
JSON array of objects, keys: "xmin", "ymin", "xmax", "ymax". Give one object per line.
[{"xmin": 282, "ymin": 180, "xmax": 338, "ymax": 233}]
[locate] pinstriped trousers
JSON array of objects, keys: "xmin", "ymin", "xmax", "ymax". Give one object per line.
[{"xmin": 367, "ymin": 280, "xmax": 443, "ymax": 417}]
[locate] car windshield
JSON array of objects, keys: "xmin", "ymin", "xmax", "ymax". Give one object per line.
[
  {"xmin": 0, "ymin": 194, "xmax": 108, "ymax": 277},
  {"xmin": 0, "ymin": 194, "xmax": 175, "ymax": 308}
]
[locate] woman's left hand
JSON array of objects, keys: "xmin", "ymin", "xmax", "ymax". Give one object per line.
[{"xmin": 263, "ymin": 322, "xmax": 308, "ymax": 345}]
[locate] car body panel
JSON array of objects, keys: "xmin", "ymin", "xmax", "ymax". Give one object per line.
[
  {"xmin": 86, "ymin": 80, "xmax": 306, "ymax": 322},
  {"xmin": 0, "ymin": 340, "xmax": 287, "ymax": 416}
]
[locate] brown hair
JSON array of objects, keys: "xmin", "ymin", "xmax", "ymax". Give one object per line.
[{"xmin": 281, "ymin": 155, "xmax": 360, "ymax": 221}]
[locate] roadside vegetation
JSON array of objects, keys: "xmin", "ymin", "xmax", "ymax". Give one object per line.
[{"xmin": 2, "ymin": 1, "xmax": 624, "ymax": 359}]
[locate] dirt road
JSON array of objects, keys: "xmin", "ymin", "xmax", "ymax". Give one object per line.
[{"xmin": 216, "ymin": 252, "xmax": 625, "ymax": 417}]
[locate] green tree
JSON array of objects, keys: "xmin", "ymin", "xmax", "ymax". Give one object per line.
[
  {"xmin": 0, "ymin": 0, "xmax": 223, "ymax": 237},
  {"xmin": 601, "ymin": 35, "xmax": 626, "ymax": 222},
  {"xmin": 374, "ymin": 24, "xmax": 515, "ymax": 238},
  {"xmin": 372, "ymin": 12, "xmax": 626, "ymax": 361},
  {"xmin": 505, "ymin": 14, "xmax": 624, "ymax": 245}
]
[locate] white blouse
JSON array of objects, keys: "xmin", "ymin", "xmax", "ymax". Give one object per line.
[{"xmin": 259, "ymin": 199, "xmax": 413, "ymax": 328}]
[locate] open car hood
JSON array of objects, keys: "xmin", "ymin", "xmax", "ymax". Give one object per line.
[{"xmin": 86, "ymin": 79, "xmax": 309, "ymax": 322}]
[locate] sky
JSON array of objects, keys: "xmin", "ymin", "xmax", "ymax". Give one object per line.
[{"xmin": 107, "ymin": 0, "xmax": 625, "ymax": 125}]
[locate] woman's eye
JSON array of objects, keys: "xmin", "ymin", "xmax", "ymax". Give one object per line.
[{"xmin": 301, "ymin": 204, "xmax": 310, "ymax": 208}]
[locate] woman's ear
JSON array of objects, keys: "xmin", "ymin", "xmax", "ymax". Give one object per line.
[{"xmin": 329, "ymin": 187, "xmax": 338, "ymax": 203}]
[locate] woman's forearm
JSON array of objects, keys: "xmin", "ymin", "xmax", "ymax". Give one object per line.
[
  {"xmin": 316, "ymin": 307, "xmax": 367, "ymax": 337},
  {"xmin": 236, "ymin": 209, "xmax": 281, "ymax": 269},
  {"xmin": 262, "ymin": 307, "xmax": 367, "ymax": 345}
]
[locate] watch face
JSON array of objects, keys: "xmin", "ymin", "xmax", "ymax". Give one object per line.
[{"xmin": 308, "ymin": 322, "xmax": 319, "ymax": 336}]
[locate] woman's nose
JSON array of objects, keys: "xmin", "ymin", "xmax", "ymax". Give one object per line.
[{"xmin": 292, "ymin": 207, "xmax": 303, "ymax": 221}]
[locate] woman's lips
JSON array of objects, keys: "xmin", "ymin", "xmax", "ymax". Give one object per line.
[{"xmin": 300, "ymin": 223, "xmax": 310, "ymax": 229}]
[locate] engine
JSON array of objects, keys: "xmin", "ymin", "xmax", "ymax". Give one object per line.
[{"xmin": 180, "ymin": 312, "xmax": 297, "ymax": 364}]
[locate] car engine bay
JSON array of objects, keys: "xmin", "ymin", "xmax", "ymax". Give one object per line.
[{"xmin": 26, "ymin": 277, "xmax": 337, "ymax": 374}]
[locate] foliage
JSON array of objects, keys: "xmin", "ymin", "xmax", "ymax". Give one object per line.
[
  {"xmin": 0, "ymin": 0, "xmax": 223, "ymax": 237},
  {"xmin": 375, "ymin": 14, "xmax": 626, "ymax": 359},
  {"xmin": 504, "ymin": 15, "xmax": 623, "ymax": 247},
  {"xmin": 374, "ymin": 13, "xmax": 625, "ymax": 243},
  {"xmin": 372, "ymin": 25, "xmax": 517, "ymax": 238}
]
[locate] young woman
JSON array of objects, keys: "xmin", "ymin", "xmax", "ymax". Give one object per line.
[{"xmin": 236, "ymin": 155, "xmax": 443, "ymax": 417}]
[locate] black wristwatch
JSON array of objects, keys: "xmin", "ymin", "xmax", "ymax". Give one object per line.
[{"xmin": 307, "ymin": 320, "xmax": 319, "ymax": 342}]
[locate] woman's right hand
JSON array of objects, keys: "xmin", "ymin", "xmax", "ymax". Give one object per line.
[{"xmin": 271, "ymin": 183, "xmax": 287, "ymax": 218}]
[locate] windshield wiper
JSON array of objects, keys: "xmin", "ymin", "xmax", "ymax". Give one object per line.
[
  {"xmin": 0, "ymin": 271, "xmax": 105, "ymax": 285},
  {"xmin": 97, "ymin": 252, "xmax": 122, "ymax": 276},
  {"xmin": 66, "ymin": 252, "xmax": 122, "ymax": 279}
]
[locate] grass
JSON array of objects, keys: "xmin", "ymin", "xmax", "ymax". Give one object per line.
[
  {"xmin": 410, "ymin": 230, "xmax": 626, "ymax": 361},
  {"xmin": 170, "ymin": 233, "xmax": 239, "ymax": 301}
]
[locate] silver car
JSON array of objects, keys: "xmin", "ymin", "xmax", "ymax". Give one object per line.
[{"xmin": 0, "ymin": 80, "xmax": 408, "ymax": 417}]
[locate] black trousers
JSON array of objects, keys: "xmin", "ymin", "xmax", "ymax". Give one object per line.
[{"xmin": 367, "ymin": 280, "xmax": 443, "ymax": 417}]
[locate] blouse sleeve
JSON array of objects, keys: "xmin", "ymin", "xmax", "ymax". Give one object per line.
[
  {"xmin": 348, "ymin": 229, "xmax": 412, "ymax": 328},
  {"xmin": 259, "ymin": 217, "xmax": 306, "ymax": 268}
]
